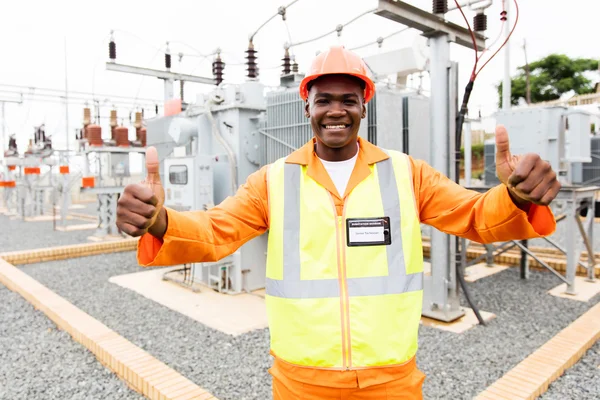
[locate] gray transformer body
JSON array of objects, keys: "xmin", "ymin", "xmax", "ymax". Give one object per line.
[
  {"xmin": 367, "ymin": 87, "xmax": 430, "ymax": 163},
  {"xmin": 147, "ymin": 81, "xmax": 267, "ymax": 293},
  {"xmin": 146, "ymin": 80, "xmax": 432, "ymax": 294},
  {"xmin": 261, "ymin": 84, "xmax": 430, "ymax": 166},
  {"xmin": 491, "ymin": 106, "xmax": 593, "ymax": 186}
]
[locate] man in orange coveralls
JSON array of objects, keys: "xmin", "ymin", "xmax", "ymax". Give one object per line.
[{"xmin": 116, "ymin": 46, "xmax": 560, "ymax": 399}]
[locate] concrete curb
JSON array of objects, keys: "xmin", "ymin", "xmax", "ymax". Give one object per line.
[
  {"xmin": 0, "ymin": 257, "xmax": 217, "ymax": 400},
  {"xmin": 475, "ymin": 303, "xmax": 600, "ymax": 400},
  {"xmin": 0, "ymin": 238, "xmax": 138, "ymax": 265}
]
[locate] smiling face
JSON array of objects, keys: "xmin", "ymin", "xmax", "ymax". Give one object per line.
[{"xmin": 305, "ymin": 74, "xmax": 367, "ymax": 161}]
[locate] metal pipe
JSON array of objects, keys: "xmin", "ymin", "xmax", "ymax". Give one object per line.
[
  {"xmin": 575, "ymin": 214, "xmax": 596, "ymax": 271},
  {"xmin": 464, "ymin": 241, "xmax": 516, "ymax": 267},
  {"xmin": 512, "ymin": 240, "xmax": 570, "ymax": 284},
  {"xmin": 542, "ymin": 236, "xmax": 590, "ymax": 271},
  {"xmin": 205, "ymin": 101, "xmax": 238, "ymax": 195}
]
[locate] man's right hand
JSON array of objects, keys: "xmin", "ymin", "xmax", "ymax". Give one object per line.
[{"xmin": 117, "ymin": 146, "xmax": 167, "ymax": 238}]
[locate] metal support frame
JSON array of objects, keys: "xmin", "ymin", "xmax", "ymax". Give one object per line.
[
  {"xmin": 462, "ymin": 186, "xmax": 598, "ymax": 295},
  {"xmin": 106, "ymin": 62, "xmax": 215, "ymax": 102},
  {"xmin": 375, "ymin": 0, "xmax": 486, "ymax": 322},
  {"xmin": 105, "ymin": 63, "xmax": 215, "ymax": 85},
  {"xmin": 81, "ymin": 186, "xmax": 123, "ymax": 236},
  {"xmin": 375, "ymin": 0, "xmax": 486, "ymax": 50}
]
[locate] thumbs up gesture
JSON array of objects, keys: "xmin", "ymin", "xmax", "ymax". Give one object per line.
[
  {"xmin": 116, "ymin": 146, "xmax": 167, "ymax": 238},
  {"xmin": 495, "ymin": 125, "xmax": 561, "ymax": 207}
]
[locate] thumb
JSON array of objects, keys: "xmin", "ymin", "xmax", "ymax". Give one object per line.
[
  {"xmin": 145, "ymin": 146, "xmax": 161, "ymax": 185},
  {"xmin": 495, "ymin": 124, "xmax": 512, "ymax": 163}
]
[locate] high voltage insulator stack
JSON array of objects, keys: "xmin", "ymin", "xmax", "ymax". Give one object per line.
[
  {"xmin": 115, "ymin": 126, "xmax": 129, "ymax": 147},
  {"xmin": 281, "ymin": 49, "xmax": 291, "ymax": 76},
  {"xmin": 165, "ymin": 43, "xmax": 172, "ymax": 70},
  {"xmin": 109, "ymin": 39, "xmax": 116, "ymax": 61},
  {"xmin": 432, "ymin": 0, "xmax": 448, "ymax": 14},
  {"xmin": 292, "ymin": 56, "xmax": 298, "ymax": 74},
  {"xmin": 473, "ymin": 12, "xmax": 487, "ymax": 32},
  {"xmin": 213, "ymin": 52, "xmax": 225, "ymax": 86},
  {"xmin": 246, "ymin": 41, "xmax": 259, "ymax": 79}
]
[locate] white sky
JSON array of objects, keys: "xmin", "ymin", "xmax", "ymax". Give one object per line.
[{"xmin": 1, "ymin": 0, "xmax": 599, "ymax": 153}]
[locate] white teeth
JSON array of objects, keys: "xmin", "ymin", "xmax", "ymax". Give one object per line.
[{"xmin": 325, "ymin": 125, "xmax": 346, "ymax": 129}]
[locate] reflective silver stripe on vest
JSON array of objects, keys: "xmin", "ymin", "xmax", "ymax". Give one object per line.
[{"xmin": 266, "ymin": 157, "xmax": 423, "ymax": 299}]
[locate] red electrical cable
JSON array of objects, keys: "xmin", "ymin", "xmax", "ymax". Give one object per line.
[
  {"xmin": 453, "ymin": 0, "xmax": 479, "ymax": 81},
  {"xmin": 481, "ymin": 0, "xmax": 507, "ymax": 58},
  {"xmin": 475, "ymin": 0, "xmax": 519, "ymax": 77},
  {"xmin": 479, "ymin": 21, "xmax": 505, "ymax": 59}
]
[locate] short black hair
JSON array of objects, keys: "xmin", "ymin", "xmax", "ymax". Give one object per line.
[{"xmin": 306, "ymin": 74, "xmax": 366, "ymax": 93}]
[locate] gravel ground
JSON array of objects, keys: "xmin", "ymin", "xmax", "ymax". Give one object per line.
[
  {"xmin": 0, "ymin": 213, "xmax": 94, "ymax": 252},
  {"xmin": 12, "ymin": 250, "xmax": 598, "ymax": 400},
  {"xmin": 19, "ymin": 252, "xmax": 272, "ymax": 400},
  {"xmin": 0, "ymin": 284, "xmax": 144, "ymax": 400},
  {"xmin": 417, "ymin": 267, "xmax": 600, "ymax": 399},
  {"xmin": 541, "ymin": 341, "xmax": 600, "ymax": 400}
]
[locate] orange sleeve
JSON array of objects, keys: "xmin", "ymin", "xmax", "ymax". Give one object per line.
[
  {"xmin": 137, "ymin": 165, "xmax": 270, "ymax": 266},
  {"xmin": 410, "ymin": 157, "xmax": 556, "ymax": 244}
]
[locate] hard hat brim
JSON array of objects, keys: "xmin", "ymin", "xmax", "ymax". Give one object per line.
[{"xmin": 299, "ymin": 73, "xmax": 375, "ymax": 104}]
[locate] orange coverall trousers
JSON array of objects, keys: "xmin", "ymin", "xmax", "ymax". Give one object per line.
[{"xmin": 270, "ymin": 358, "xmax": 425, "ymax": 399}]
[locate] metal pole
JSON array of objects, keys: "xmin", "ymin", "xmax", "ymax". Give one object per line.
[
  {"xmin": 428, "ymin": 33, "xmax": 452, "ymax": 311},
  {"xmin": 0, "ymin": 102, "xmax": 4, "ymax": 162},
  {"xmin": 64, "ymin": 37, "xmax": 70, "ymax": 158},
  {"xmin": 164, "ymin": 79, "xmax": 174, "ymax": 102},
  {"xmin": 587, "ymin": 200, "xmax": 595, "ymax": 282},
  {"xmin": 502, "ymin": 0, "xmax": 511, "ymax": 110},
  {"xmin": 519, "ymin": 239, "xmax": 529, "ymax": 279},
  {"xmin": 565, "ymin": 199, "xmax": 578, "ymax": 295},
  {"xmin": 464, "ymin": 119, "xmax": 472, "ymax": 185}
]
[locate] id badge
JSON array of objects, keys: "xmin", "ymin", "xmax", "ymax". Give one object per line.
[{"xmin": 346, "ymin": 217, "xmax": 391, "ymax": 247}]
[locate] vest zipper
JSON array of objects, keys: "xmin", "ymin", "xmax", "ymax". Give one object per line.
[
  {"xmin": 337, "ymin": 215, "xmax": 351, "ymax": 371},
  {"xmin": 340, "ymin": 200, "xmax": 352, "ymax": 370},
  {"xmin": 330, "ymin": 194, "xmax": 352, "ymax": 371}
]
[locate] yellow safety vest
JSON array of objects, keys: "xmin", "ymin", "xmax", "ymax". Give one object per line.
[{"xmin": 266, "ymin": 150, "xmax": 424, "ymax": 370}]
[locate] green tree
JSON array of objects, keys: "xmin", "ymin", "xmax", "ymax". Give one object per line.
[{"xmin": 498, "ymin": 54, "xmax": 598, "ymax": 106}]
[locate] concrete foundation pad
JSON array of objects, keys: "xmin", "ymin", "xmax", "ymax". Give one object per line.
[
  {"xmin": 464, "ymin": 263, "xmax": 509, "ymax": 283},
  {"xmin": 88, "ymin": 234, "xmax": 126, "ymax": 242},
  {"xmin": 23, "ymin": 215, "xmax": 69, "ymax": 222},
  {"xmin": 548, "ymin": 276, "xmax": 600, "ymax": 302},
  {"xmin": 424, "ymin": 261, "xmax": 431, "ymax": 276},
  {"xmin": 420, "ymin": 307, "xmax": 496, "ymax": 334},
  {"xmin": 55, "ymin": 223, "xmax": 98, "ymax": 232},
  {"xmin": 53, "ymin": 204, "xmax": 86, "ymax": 210},
  {"xmin": 109, "ymin": 267, "xmax": 269, "ymax": 336}
]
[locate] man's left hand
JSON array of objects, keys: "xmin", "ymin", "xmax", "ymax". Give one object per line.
[{"xmin": 495, "ymin": 124, "xmax": 561, "ymax": 207}]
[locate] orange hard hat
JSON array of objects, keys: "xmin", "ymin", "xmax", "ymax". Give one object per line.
[{"xmin": 299, "ymin": 46, "xmax": 375, "ymax": 104}]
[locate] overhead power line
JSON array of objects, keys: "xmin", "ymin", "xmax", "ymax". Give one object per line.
[
  {"xmin": 0, "ymin": 84, "xmax": 162, "ymax": 105},
  {"xmin": 287, "ymin": 7, "xmax": 377, "ymax": 49},
  {"xmin": 249, "ymin": 0, "xmax": 301, "ymax": 42},
  {"xmin": 349, "ymin": 27, "xmax": 412, "ymax": 51}
]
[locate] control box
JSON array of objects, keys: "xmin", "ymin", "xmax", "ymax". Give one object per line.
[{"xmin": 164, "ymin": 154, "xmax": 214, "ymax": 212}]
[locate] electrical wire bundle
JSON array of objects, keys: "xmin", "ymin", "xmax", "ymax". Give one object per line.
[{"xmin": 453, "ymin": 0, "xmax": 520, "ymax": 325}]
